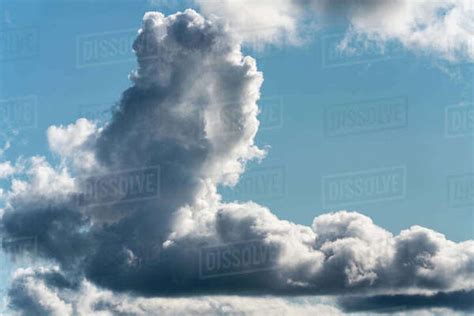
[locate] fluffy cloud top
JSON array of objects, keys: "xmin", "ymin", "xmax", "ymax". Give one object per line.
[{"xmin": 0, "ymin": 8, "xmax": 472, "ymax": 316}]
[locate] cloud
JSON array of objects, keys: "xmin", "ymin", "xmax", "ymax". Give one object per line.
[
  {"xmin": 0, "ymin": 161, "xmax": 15, "ymax": 179},
  {"xmin": 0, "ymin": 141, "xmax": 10, "ymax": 158},
  {"xmin": 0, "ymin": 8, "xmax": 473, "ymax": 315},
  {"xmin": 8, "ymin": 267, "xmax": 474, "ymax": 316},
  {"xmin": 338, "ymin": 290, "xmax": 474, "ymax": 313},
  {"xmin": 337, "ymin": 0, "xmax": 474, "ymax": 61},
  {"xmin": 8, "ymin": 268, "xmax": 74, "ymax": 316},
  {"xmin": 195, "ymin": 0, "xmax": 474, "ymax": 61},
  {"xmin": 195, "ymin": 0, "xmax": 305, "ymax": 49},
  {"xmin": 2, "ymin": 6, "xmax": 266, "ymax": 296},
  {"xmin": 0, "ymin": 142, "xmax": 14, "ymax": 180},
  {"xmin": 9, "ymin": 268, "xmax": 343, "ymax": 316},
  {"xmin": 47, "ymin": 118, "xmax": 100, "ymax": 173}
]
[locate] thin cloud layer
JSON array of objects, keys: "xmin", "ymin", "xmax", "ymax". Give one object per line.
[
  {"xmin": 338, "ymin": 290, "xmax": 474, "ymax": 313},
  {"xmin": 0, "ymin": 8, "xmax": 473, "ymax": 315},
  {"xmin": 196, "ymin": 0, "xmax": 474, "ymax": 61}
]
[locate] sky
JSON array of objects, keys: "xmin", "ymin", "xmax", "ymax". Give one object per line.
[{"xmin": 0, "ymin": 0, "xmax": 473, "ymax": 315}]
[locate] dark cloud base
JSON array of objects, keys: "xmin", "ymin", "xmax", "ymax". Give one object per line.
[{"xmin": 338, "ymin": 290, "xmax": 474, "ymax": 313}]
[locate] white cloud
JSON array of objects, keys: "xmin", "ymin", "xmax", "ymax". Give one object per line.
[
  {"xmin": 7, "ymin": 156, "xmax": 76, "ymax": 210},
  {"xmin": 0, "ymin": 141, "xmax": 10, "ymax": 157},
  {"xmin": 343, "ymin": 0, "xmax": 474, "ymax": 61},
  {"xmin": 196, "ymin": 0, "xmax": 474, "ymax": 61},
  {"xmin": 196, "ymin": 0, "xmax": 304, "ymax": 49},
  {"xmin": 47, "ymin": 118, "xmax": 100, "ymax": 173},
  {"xmin": 0, "ymin": 141, "xmax": 14, "ymax": 180},
  {"xmin": 0, "ymin": 161, "xmax": 15, "ymax": 179},
  {"xmin": 174, "ymin": 206, "xmax": 474, "ymax": 294}
]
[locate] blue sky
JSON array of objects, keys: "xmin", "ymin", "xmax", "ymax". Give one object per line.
[{"xmin": 0, "ymin": 0, "xmax": 473, "ymax": 314}]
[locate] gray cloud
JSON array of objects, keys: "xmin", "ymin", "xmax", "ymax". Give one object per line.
[
  {"xmin": 8, "ymin": 269, "xmax": 343, "ymax": 316},
  {"xmin": 338, "ymin": 290, "xmax": 474, "ymax": 314}
]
